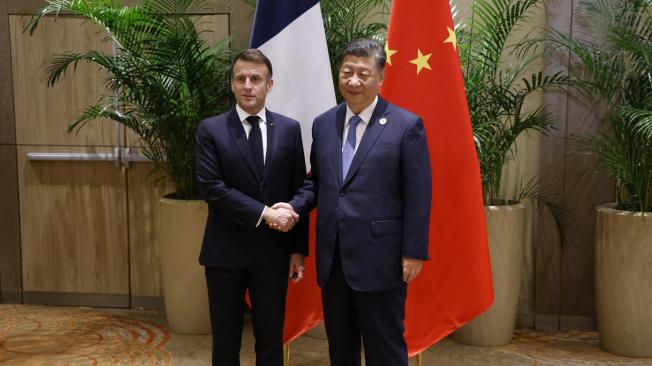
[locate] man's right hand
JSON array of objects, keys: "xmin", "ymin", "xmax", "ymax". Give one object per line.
[{"xmin": 263, "ymin": 205, "xmax": 298, "ymax": 232}]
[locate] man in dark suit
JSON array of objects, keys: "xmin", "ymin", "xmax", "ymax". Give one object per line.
[
  {"xmin": 195, "ymin": 49, "xmax": 309, "ymax": 366},
  {"xmin": 274, "ymin": 39, "xmax": 432, "ymax": 366}
]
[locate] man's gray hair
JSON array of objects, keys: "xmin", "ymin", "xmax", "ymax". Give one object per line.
[{"xmin": 337, "ymin": 38, "xmax": 387, "ymax": 72}]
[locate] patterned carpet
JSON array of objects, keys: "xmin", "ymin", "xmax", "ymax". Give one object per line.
[
  {"xmin": 0, "ymin": 305, "xmax": 171, "ymax": 365},
  {"xmin": 1, "ymin": 304, "xmax": 651, "ymax": 365}
]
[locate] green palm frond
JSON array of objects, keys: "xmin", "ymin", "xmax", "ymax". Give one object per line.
[
  {"xmin": 28, "ymin": 0, "xmax": 231, "ymax": 198},
  {"xmin": 455, "ymin": 0, "xmax": 572, "ymax": 205},
  {"xmin": 549, "ymin": 0, "xmax": 652, "ymax": 211}
]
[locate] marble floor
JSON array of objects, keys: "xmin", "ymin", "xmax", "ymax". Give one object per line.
[{"xmin": 1, "ymin": 305, "xmax": 651, "ymax": 365}]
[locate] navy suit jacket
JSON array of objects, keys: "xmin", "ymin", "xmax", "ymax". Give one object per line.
[
  {"xmin": 196, "ymin": 108, "xmax": 309, "ymax": 271},
  {"xmin": 290, "ymin": 97, "xmax": 432, "ymax": 291}
]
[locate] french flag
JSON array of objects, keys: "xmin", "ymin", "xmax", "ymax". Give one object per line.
[
  {"xmin": 250, "ymin": 0, "xmax": 336, "ymax": 168},
  {"xmin": 250, "ymin": 0, "xmax": 336, "ymax": 342}
]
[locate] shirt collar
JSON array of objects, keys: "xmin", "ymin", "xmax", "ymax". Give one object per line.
[
  {"xmin": 236, "ymin": 104, "xmax": 267, "ymax": 124},
  {"xmin": 345, "ymin": 95, "xmax": 378, "ymax": 125}
]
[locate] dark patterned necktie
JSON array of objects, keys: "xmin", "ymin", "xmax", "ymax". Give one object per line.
[{"xmin": 246, "ymin": 115, "xmax": 264, "ymax": 177}]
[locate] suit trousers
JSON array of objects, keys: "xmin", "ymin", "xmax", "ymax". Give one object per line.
[
  {"xmin": 321, "ymin": 245, "xmax": 408, "ymax": 366},
  {"xmin": 205, "ymin": 265, "xmax": 288, "ymax": 366}
]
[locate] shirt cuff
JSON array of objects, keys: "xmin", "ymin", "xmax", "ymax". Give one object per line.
[{"xmin": 256, "ymin": 206, "xmax": 268, "ymax": 227}]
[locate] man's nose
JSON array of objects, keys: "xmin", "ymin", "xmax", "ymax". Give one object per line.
[{"xmin": 348, "ymin": 76, "xmax": 361, "ymax": 87}]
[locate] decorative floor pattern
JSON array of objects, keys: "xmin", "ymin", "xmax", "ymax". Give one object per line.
[
  {"xmin": 504, "ymin": 330, "xmax": 652, "ymax": 365},
  {"xmin": 1, "ymin": 305, "xmax": 651, "ymax": 365},
  {"xmin": 0, "ymin": 305, "xmax": 171, "ymax": 365}
]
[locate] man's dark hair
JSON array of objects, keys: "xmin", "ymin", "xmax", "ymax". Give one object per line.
[
  {"xmin": 230, "ymin": 49, "xmax": 273, "ymax": 78},
  {"xmin": 337, "ymin": 38, "xmax": 387, "ymax": 72}
]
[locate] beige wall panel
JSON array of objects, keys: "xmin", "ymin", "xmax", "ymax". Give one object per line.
[
  {"xmin": 18, "ymin": 145, "xmax": 129, "ymax": 295},
  {"xmin": 127, "ymin": 159, "xmax": 174, "ymax": 298},
  {"xmin": 1, "ymin": 1, "xmax": 16, "ymax": 145},
  {"xmin": 0, "ymin": 145, "xmax": 22, "ymax": 302},
  {"xmin": 7, "ymin": 1, "xmax": 47, "ymax": 15},
  {"xmin": 126, "ymin": 14, "xmax": 229, "ymax": 146},
  {"xmin": 230, "ymin": 0, "xmax": 254, "ymax": 51},
  {"xmin": 537, "ymin": 0, "xmax": 571, "ymax": 323},
  {"xmin": 10, "ymin": 15, "xmax": 114, "ymax": 146}
]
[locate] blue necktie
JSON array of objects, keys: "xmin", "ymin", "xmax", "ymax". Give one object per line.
[
  {"xmin": 342, "ymin": 115, "xmax": 361, "ymax": 178},
  {"xmin": 246, "ymin": 115, "xmax": 264, "ymax": 178}
]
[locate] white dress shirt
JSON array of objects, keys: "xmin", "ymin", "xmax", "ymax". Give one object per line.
[
  {"xmin": 342, "ymin": 95, "xmax": 378, "ymax": 152},
  {"xmin": 236, "ymin": 104, "xmax": 268, "ymax": 162}
]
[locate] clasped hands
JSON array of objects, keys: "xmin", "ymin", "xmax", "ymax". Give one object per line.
[{"xmin": 262, "ymin": 202, "xmax": 298, "ymax": 232}]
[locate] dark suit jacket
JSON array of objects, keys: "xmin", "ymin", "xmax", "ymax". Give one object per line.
[
  {"xmin": 290, "ymin": 97, "xmax": 432, "ymax": 291},
  {"xmin": 196, "ymin": 108, "xmax": 309, "ymax": 271}
]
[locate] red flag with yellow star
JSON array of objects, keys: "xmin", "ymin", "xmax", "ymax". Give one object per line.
[{"xmin": 380, "ymin": 0, "xmax": 494, "ymax": 356}]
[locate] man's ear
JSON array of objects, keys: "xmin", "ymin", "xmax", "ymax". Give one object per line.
[{"xmin": 267, "ymin": 78, "xmax": 274, "ymax": 93}]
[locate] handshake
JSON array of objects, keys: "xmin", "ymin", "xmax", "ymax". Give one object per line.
[{"xmin": 262, "ymin": 202, "xmax": 298, "ymax": 232}]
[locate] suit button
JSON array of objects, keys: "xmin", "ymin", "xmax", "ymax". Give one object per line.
[{"xmin": 339, "ymin": 191, "xmax": 345, "ymax": 196}]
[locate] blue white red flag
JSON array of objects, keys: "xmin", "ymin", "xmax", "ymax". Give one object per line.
[{"xmin": 250, "ymin": 0, "xmax": 336, "ymax": 342}]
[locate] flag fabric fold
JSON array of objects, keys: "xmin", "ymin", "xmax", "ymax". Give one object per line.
[
  {"xmin": 380, "ymin": 0, "xmax": 494, "ymax": 356},
  {"xmin": 250, "ymin": 0, "xmax": 336, "ymax": 343}
]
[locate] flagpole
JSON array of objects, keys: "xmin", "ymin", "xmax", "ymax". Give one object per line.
[
  {"xmin": 283, "ymin": 342, "xmax": 290, "ymax": 366},
  {"xmin": 415, "ymin": 352, "xmax": 423, "ymax": 366}
]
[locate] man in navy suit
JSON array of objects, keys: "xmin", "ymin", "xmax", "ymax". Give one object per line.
[
  {"xmin": 195, "ymin": 49, "xmax": 309, "ymax": 366},
  {"xmin": 273, "ymin": 39, "xmax": 432, "ymax": 366}
]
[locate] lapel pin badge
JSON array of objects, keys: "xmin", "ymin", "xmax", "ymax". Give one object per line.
[{"xmin": 379, "ymin": 117, "xmax": 387, "ymax": 125}]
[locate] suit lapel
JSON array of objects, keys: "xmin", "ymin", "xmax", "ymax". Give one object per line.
[
  {"xmin": 227, "ymin": 109, "xmax": 262, "ymax": 182},
  {"xmin": 331, "ymin": 104, "xmax": 347, "ymax": 186},
  {"xmin": 342, "ymin": 97, "xmax": 390, "ymax": 186},
  {"xmin": 262, "ymin": 110, "xmax": 279, "ymax": 183}
]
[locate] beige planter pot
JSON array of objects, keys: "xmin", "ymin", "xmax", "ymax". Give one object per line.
[
  {"xmin": 158, "ymin": 198, "xmax": 210, "ymax": 334},
  {"xmin": 595, "ymin": 204, "xmax": 652, "ymax": 357},
  {"xmin": 452, "ymin": 203, "xmax": 526, "ymax": 346}
]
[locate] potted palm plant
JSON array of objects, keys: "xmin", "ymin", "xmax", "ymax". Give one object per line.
[
  {"xmin": 451, "ymin": 0, "xmax": 571, "ymax": 346},
  {"xmin": 547, "ymin": 0, "xmax": 652, "ymax": 357},
  {"xmin": 28, "ymin": 0, "xmax": 231, "ymax": 334}
]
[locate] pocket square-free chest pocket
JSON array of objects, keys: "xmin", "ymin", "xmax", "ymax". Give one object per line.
[{"xmin": 370, "ymin": 220, "xmax": 403, "ymax": 236}]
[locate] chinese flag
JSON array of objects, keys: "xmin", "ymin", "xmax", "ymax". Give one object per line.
[{"xmin": 380, "ymin": 0, "xmax": 494, "ymax": 356}]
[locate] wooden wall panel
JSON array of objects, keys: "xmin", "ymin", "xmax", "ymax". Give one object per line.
[
  {"xmin": 538, "ymin": 0, "xmax": 616, "ymax": 329},
  {"xmin": 0, "ymin": 0, "xmax": 22, "ymax": 304},
  {"xmin": 10, "ymin": 16, "xmax": 114, "ymax": 147},
  {"xmin": 0, "ymin": 145, "xmax": 22, "ymax": 303},
  {"xmin": 230, "ymin": 0, "xmax": 254, "ymax": 51},
  {"xmin": 127, "ymin": 159, "xmax": 173, "ymax": 300},
  {"xmin": 536, "ymin": 0, "xmax": 572, "ymax": 328},
  {"xmin": 559, "ymin": 100, "xmax": 614, "ymax": 321},
  {"xmin": 0, "ymin": 1, "xmax": 15, "ymax": 145},
  {"xmin": 554, "ymin": 2, "xmax": 614, "ymax": 325},
  {"xmin": 17, "ymin": 145, "xmax": 129, "ymax": 295},
  {"xmin": 7, "ymin": 1, "xmax": 47, "ymax": 15}
]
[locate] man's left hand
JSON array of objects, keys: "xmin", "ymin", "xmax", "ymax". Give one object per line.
[
  {"xmin": 402, "ymin": 257, "xmax": 423, "ymax": 283},
  {"xmin": 289, "ymin": 253, "xmax": 305, "ymax": 283}
]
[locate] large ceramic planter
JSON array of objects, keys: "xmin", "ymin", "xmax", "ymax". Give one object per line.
[
  {"xmin": 158, "ymin": 198, "xmax": 210, "ymax": 334},
  {"xmin": 453, "ymin": 203, "xmax": 526, "ymax": 346},
  {"xmin": 595, "ymin": 204, "xmax": 652, "ymax": 357}
]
